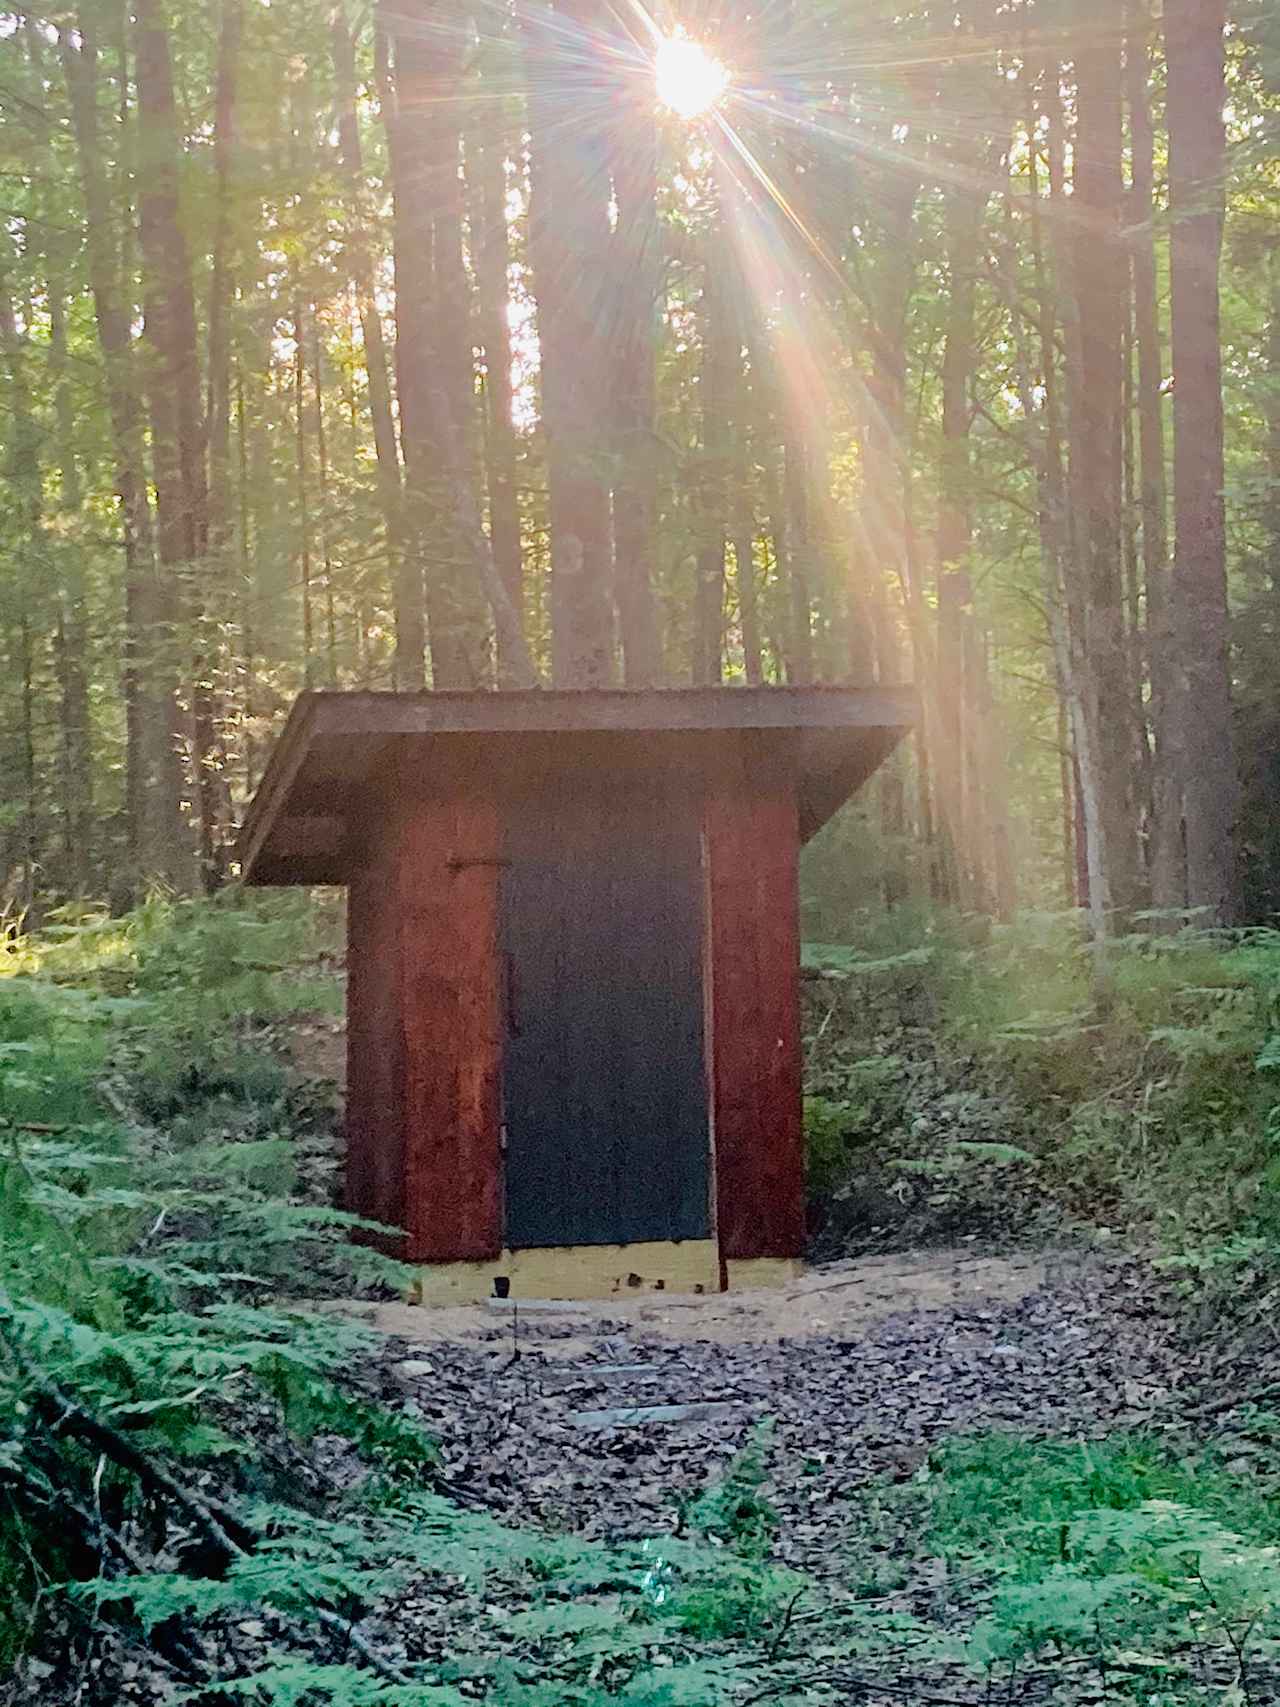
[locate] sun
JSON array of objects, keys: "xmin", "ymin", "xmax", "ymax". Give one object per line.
[{"xmin": 655, "ymin": 33, "xmax": 728, "ymax": 120}]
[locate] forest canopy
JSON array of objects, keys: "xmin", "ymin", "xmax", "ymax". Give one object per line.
[{"xmin": 0, "ymin": 0, "xmax": 1273, "ymax": 924}]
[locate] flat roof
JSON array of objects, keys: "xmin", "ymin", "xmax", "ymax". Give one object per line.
[{"xmin": 238, "ymin": 686, "xmax": 915, "ymax": 884}]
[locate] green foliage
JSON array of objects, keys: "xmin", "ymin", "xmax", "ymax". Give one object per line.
[
  {"xmin": 910, "ymin": 1434, "xmax": 1280, "ymax": 1696},
  {"xmin": 0, "ymin": 896, "xmax": 860, "ymax": 1706},
  {"xmin": 802, "ymin": 913, "xmax": 1280, "ymax": 1255},
  {"xmin": 682, "ymin": 1421, "xmax": 778, "ymax": 1560}
]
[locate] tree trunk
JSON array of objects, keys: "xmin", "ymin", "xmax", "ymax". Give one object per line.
[
  {"xmin": 862, "ymin": 166, "xmax": 918, "ymax": 899},
  {"xmin": 468, "ymin": 116, "xmax": 527, "ymax": 686},
  {"xmin": 1126, "ymin": 0, "xmax": 1182, "ymax": 914},
  {"xmin": 334, "ymin": 8, "xmax": 408, "ymax": 677},
  {"xmin": 694, "ymin": 245, "xmax": 732, "ymax": 685},
  {"xmin": 383, "ymin": 0, "xmax": 503, "ymax": 687},
  {"xmin": 610, "ymin": 88, "xmax": 663, "ymax": 685},
  {"xmin": 525, "ymin": 0, "xmax": 615, "ymax": 687},
  {"xmin": 934, "ymin": 174, "xmax": 986, "ymax": 908},
  {"xmin": 312, "ymin": 319, "xmax": 338, "ymax": 684},
  {"xmin": 62, "ymin": 19, "xmax": 155, "ymax": 887},
  {"xmin": 426, "ymin": 13, "xmax": 488, "ymax": 687},
  {"xmin": 206, "ymin": 0, "xmax": 239, "ymax": 561},
  {"xmin": 294, "ymin": 300, "xmax": 315, "ymax": 684},
  {"xmin": 198, "ymin": 0, "xmax": 240, "ymax": 889},
  {"xmin": 1024, "ymin": 42, "xmax": 1108, "ymax": 939},
  {"xmin": 0, "ymin": 252, "xmax": 47, "ymax": 916},
  {"xmin": 135, "ymin": 0, "xmax": 205, "ymax": 893},
  {"xmin": 733, "ymin": 527, "xmax": 764, "ymax": 685},
  {"xmin": 1166, "ymin": 0, "xmax": 1238, "ymax": 923},
  {"xmin": 49, "ymin": 276, "xmax": 93, "ymax": 900},
  {"xmin": 40, "ymin": 180, "xmax": 94, "ymax": 899},
  {"xmin": 1070, "ymin": 7, "xmax": 1138, "ymax": 917},
  {"xmin": 235, "ymin": 365, "xmax": 259, "ymax": 791},
  {"xmin": 378, "ymin": 2, "xmax": 428, "ymax": 689},
  {"xmin": 370, "ymin": 12, "xmax": 538, "ymax": 689},
  {"xmin": 781, "ymin": 436, "xmax": 815, "ymax": 684}
]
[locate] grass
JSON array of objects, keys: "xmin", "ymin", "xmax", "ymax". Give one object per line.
[
  {"xmin": 926, "ymin": 1433, "xmax": 1280, "ymax": 1565},
  {"xmin": 825, "ymin": 1432, "xmax": 1280, "ymax": 1703}
]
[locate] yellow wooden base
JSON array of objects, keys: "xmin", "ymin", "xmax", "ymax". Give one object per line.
[
  {"xmin": 410, "ymin": 1240, "xmax": 724, "ymax": 1306},
  {"xmin": 724, "ymin": 1257, "xmax": 805, "ymax": 1292}
]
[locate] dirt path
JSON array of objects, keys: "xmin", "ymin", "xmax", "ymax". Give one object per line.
[{"xmin": 330, "ymin": 1244, "xmax": 1182, "ymax": 1577}]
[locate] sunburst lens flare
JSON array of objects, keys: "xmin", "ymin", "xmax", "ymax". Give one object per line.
[{"xmin": 655, "ymin": 33, "xmax": 728, "ymax": 119}]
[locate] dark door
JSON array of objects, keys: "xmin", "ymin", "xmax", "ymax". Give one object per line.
[{"xmin": 501, "ymin": 763, "xmax": 710, "ymax": 1249}]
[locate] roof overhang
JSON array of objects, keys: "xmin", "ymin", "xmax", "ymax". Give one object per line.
[{"xmin": 238, "ymin": 686, "xmax": 915, "ymax": 885}]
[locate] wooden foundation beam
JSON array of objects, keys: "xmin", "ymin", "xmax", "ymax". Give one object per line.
[{"xmin": 410, "ymin": 1240, "xmax": 724, "ymax": 1305}]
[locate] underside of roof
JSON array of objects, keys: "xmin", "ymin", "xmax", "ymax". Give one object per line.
[{"xmin": 238, "ymin": 687, "xmax": 915, "ymax": 886}]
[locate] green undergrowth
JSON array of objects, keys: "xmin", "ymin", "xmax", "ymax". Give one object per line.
[
  {"xmin": 0, "ymin": 890, "xmax": 416, "ymax": 1681},
  {"xmin": 801, "ymin": 911, "xmax": 1280, "ymax": 1264},
  {"xmin": 833, "ymin": 1430, "xmax": 1280, "ymax": 1704},
  {"xmin": 0, "ymin": 875, "xmax": 932, "ymax": 1706},
  {"xmin": 4, "ymin": 890, "xmax": 1280, "ymax": 1702},
  {"xmin": 0, "ymin": 893, "xmax": 929, "ymax": 1703}
]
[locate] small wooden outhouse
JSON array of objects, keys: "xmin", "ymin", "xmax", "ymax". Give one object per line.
[{"xmin": 239, "ymin": 687, "xmax": 912, "ymax": 1301}]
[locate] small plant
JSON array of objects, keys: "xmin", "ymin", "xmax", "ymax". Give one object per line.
[{"xmin": 683, "ymin": 1421, "xmax": 778, "ymax": 1559}]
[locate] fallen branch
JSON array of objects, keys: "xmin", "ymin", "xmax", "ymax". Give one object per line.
[{"xmin": 1, "ymin": 1315, "xmax": 417, "ymax": 1689}]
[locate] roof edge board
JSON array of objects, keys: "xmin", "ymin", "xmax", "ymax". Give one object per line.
[
  {"xmin": 307, "ymin": 684, "xmax": 916, "ymax": 740},
  {"xmin": 236, "ymin": 694, "xmax": 321, "ymax": 882},
  {"xmin": 240, "ymin": 688, "xmax": 917, "ymax": 884}
]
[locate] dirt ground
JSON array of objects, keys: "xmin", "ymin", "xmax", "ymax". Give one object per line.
[{"xmin": 306, "ymin": 1244, "xmax": 1181, "ymax": 1571}]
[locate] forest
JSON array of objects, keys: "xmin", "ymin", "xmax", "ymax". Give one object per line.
[
  {"xmin": 4, "ymin": 0, "xmax": 1280, "ymax": 1704},
  {"xmin": 0, "ymin": 0, "xmax": 1272, "ymax": 925}
]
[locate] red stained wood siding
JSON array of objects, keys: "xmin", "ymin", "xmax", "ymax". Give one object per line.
[
  {"xmin": 704, "ymin": 732, "xmax": 806, "ymax": 1260},
  {"xmin": 344, "ymin": 759, "xmax": 504, "ymax": 1264},
  {"xmin": 346, "ymin": 816, "xmax": 407, "ymax": 1249},
  {"xmin": 398, "ymin": 785, "xmax": 504, "ymax": 1261}
]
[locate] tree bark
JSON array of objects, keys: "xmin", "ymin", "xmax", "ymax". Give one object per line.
[
  {"xmin": 312, "ymin": 319, "xmax": 338, "ymax": 684},
  {"xmin": 197, "ymin": 0, "xmax": 241, "ymax": 889},
  {"xmin": 467, "ymin": 114, "xmax": 528, "ymax": 686},
  {"xmin": 610, "ymin": 88, "xmax": 663, "ymax": 685},
  {"xmin": 781, "ymin": 435, "xmax": 815, "ymax": 684},
  {"xmin": 1070, "ymin": 7, "xmax": 1139, "ymax": 917},
  {"xmin": 1166, "ymin": 0, "xmax": 1238, "ymax": 922},
  {"xmin": 334, "ymin": 8, "xmax": 408, "ymax": 680},
  {"xmin": 62, "ymin": 19, "xmax": 155, "ymax": 888},
  {"xmin": 0, "ymin": 251, "xmax": 47, "ymax": 916},
  {"xmin": 206, "ymin": 0, "xmax": 240, "ymax": 565},
  {"xmin": 525, "ymin": 0, "xmax": 615, "ymax": 687},
  {"xmin": 694, "ymin": 245, "xmax": 732, "ymax": 685},
  {"xmin": 33, "ymin": 22, "xmax": 94, "ymax": 902},
  {"xmin": 49, "ymin": 274, "xmax": 93, "ymax": 899},
  {"xmin": 378, "ymin": 2, "xmax": 428, "ymax": 689},
  {"xmin": 294, "ymin": 301, "xmax": 315, "ymax": 685},
  {"xmin": 134, "ymin": 0, "xmax": 206, "ymax": 893},
  {"xmin": 426, "ymin": 11, "xmax": 488, "ymax": 687},
  {"xmin": 934, "ymin": 172, "xmax": 986, "ymax": 908},
  {"xmin": 1021, "ymin": 43, "xmax": 1108, "ymax": 936},
  {"xmin": 1126, "ymin": 0, "xmax": 1182, "ymax": 913},
  {"xmin": 373, "ymin": 12, "xmax": 536, "ymax": 690},
  {"xmin": 382, "ymin": 0, "xmax": 494, "ymax": 687}
]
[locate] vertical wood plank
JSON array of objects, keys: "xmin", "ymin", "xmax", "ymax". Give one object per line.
[
  {"xmin": 705, "ymin": 732, "xmax": 805, "ymax": 1260},
  {"xmin": 398, "ymin": 778, "xmax": 504, "ymax": 1262},
  {"xmin": 345, "ymin": 814, "xmax": 407, "ymax": 1250}
]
